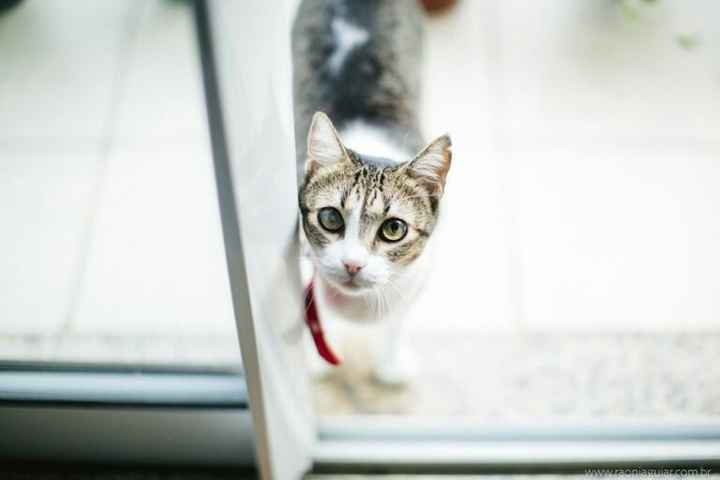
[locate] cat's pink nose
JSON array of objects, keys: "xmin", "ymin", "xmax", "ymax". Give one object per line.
[{"xmin": 344, "ymin": 262, "xmax": 364, "ymax": 276}]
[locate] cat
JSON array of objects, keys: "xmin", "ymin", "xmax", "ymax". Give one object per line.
[{"xmin": 292, "ymin": 0, "xmax": 451, "ymax": 384}]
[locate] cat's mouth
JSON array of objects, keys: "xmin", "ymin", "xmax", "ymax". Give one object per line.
[
  {"xmin": 341, "ymin": 277, "xmax": 365, "ymax": 291},
  {"xmin": 325, "ymin": 275, "xmax": 372, "ymax": 296},
  {"xmin": 317, "ymin": 267, "xmax": 382, "ymax": 296}
]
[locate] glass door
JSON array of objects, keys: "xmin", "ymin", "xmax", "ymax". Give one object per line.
[
  {"xmin": 1, "ymin": 0, "xmax": 315, "ymax": 476},
  {"xmin": 0, "ymin": 0, "xmax": 254, "ymax": 467},
  {"xmin": 0, "ymin": 0, "xmax": 237, "ymax": 368}
]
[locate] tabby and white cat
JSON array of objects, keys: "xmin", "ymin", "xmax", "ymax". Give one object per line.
[{"xmin": 292, "ymin": 0, "xmax": 451, "ymax": 384}]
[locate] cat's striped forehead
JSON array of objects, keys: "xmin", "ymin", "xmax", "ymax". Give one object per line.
[{"xmin": 304, "ymin": 154, "xmax": 435, "ymax": 221}]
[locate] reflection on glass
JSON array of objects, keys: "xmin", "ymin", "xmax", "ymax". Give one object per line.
[{"xmin": 0, "ymin": 0, "xmax": 239, "ymax": 367}]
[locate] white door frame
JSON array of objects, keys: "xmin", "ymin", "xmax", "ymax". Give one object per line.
[{"xmin": 200, "ymin": 1, "xmax": 315, "ymax": 479}]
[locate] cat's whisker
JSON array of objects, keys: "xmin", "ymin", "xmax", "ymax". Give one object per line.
[
  {"xmin": 361, "ymin": 292, "xmax": 371, "ymax": 314},
  {"xmin": 386, "ymin": 280, "xmax": 408, "ymax": 303},
  {"xmin": 373, "ymin": 287, "xmax": 382, "ymax": 322},
  {"xmin": 373, "ymin": 287, "xmax": 385, "ymax": 323},
  {"xmin": 378, "ymin": 287, "xmax": 391, "ymax": 323}
]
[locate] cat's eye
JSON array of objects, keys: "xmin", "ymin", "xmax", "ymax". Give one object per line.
[
  {"xmin": 379, "ymin": 218, "xmax": 408, "ymax": 242},
  {"xmin": 318, "ymin": 207, "xmax": 344, "ymax": 233}
]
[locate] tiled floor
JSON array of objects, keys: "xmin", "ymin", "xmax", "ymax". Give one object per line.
[
  {"xmin": 2, "ymin": 2, "xmax": 719, "ymax": 478},
  {"xmin": 318, "ymin": 0, "xmax": 720, "ymax": 418},
  {"xmin": 0, "ymin": 0, "xmax": 238, "ymax": 365},
  {"xmin": 413, "ymin": 0, "xmax": 720, "ymax": 334},
  {"xmin": 314, "ymin": 331, "xmax": 720, "ymax": 418},
  {"xmin": 1, "ymin": 0, "xmax": 720, "ymax": 422}
]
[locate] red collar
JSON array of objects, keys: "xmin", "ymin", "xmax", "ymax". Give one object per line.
[{"xmin": 305, "ymin": 280, "xmax": 341, "ymax": 366}]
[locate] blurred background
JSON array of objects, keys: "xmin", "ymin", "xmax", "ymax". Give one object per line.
[
  {"xmin": 0, "ymin": 0, "xmax": 239, "ymax": 366},
  {"xmin": 317, "ymin": 0, "xmax": 720, "ymax": 421},
  {"xmin": 1, "ymin": 0, "xmax": 719, "ymax": 424}
]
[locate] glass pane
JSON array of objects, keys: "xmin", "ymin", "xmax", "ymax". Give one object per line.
[
  {"xmin": 0, "ymin": 0, "xmax": 239, "ymax": 367},
  {"xmin": 300, "ymin": 0, "xmax": 720, "ymax": 421}
]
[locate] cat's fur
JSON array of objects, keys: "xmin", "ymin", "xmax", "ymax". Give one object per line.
[{"xmin": 292, "ymin": 0, "xmax": 451, "ymax": 384}]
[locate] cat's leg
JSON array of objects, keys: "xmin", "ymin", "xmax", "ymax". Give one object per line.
[{"xmin": 371, "ymin": 314, "xmax": 417, "ymax": 386}]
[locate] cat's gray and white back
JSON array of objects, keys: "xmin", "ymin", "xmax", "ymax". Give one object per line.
[{"xmin": 293, "ymin": 0, "xmax": 425, "ymax": 182}]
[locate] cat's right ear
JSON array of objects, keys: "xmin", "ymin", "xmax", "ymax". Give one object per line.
[{"xmin": 306, "ymin": 112, "xmax": 348, "ymax": 175}]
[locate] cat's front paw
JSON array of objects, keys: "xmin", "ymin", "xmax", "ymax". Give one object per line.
[{"xmin": 372, "ymin": 347, "xmax": 417, "ymax": 386}]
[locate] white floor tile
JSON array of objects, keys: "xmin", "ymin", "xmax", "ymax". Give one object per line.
[
  {"xmin": 0, "ymin": 149, "xmax": 98, "ymax": 334},
  {"xmin": 113, "ymin": 0, "xmax": 208, "ymax": 147},
  {"xmin": 70, "ymin": 143, "xmax": 236, "ymax": 338},
  {"xmin": 417, "ymin": 0, "xmax": 720, "ymax": 333},
  {"xmin": 507, "ymin": 144, "xmax": 720, "ymax": 332},
  {"xmin": 0, "ymin": 0, "xmax": 139, "ymax": 142},
  {"xmin": 413, "ymin": 0, "xmax": 516, "ymax": 333}
]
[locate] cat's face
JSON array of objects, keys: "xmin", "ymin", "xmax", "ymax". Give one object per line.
[{"xmin": 299, "ymin": 112, "xmax": 451, "ymax": 296}]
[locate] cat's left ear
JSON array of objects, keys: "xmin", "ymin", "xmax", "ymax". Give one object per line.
[
  {"xmin": 306, "ymin": 112, "xmax": 348, "ymax": 176},
  {"xmin": 406, "ymin": 134, "xmax": 452, "ymax": 196}
]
